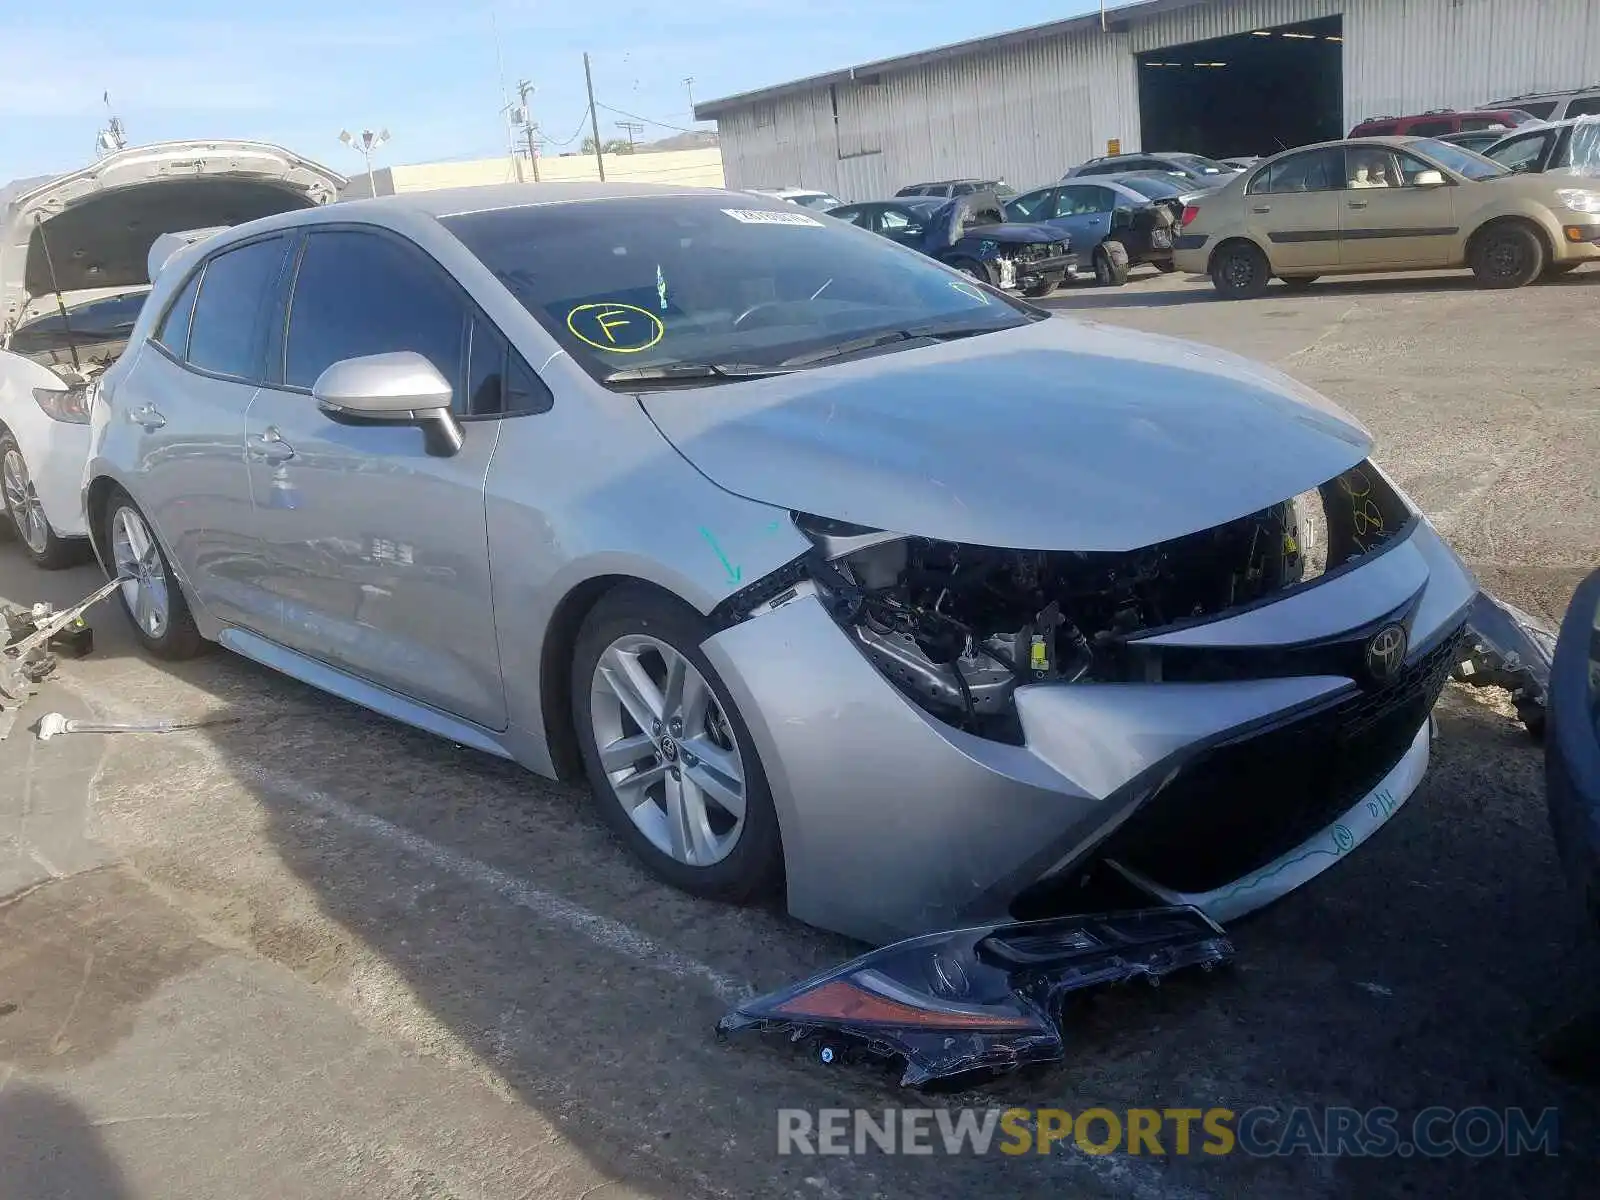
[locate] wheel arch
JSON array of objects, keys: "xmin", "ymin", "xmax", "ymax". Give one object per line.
[
  {"xmin": 538, "ymin": 572, "xmax": 691, "ymax": 782},
  {"xmin": 1466, "ymin": 213, "xmax": 1554, "ymax": 265},
  {"xmin": 1206, "ymin": 235, "xmax": 1267, "ymax": 276}
]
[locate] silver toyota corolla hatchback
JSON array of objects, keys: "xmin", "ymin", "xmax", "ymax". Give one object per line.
[{"xmin": 83, "ymin": 182, "xmax": 1477, "ymax": 945}]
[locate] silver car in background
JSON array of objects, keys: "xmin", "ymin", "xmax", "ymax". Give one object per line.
[{"xmin": 83, "ymin": 183, "xmax": 1476, "ymax": 945}]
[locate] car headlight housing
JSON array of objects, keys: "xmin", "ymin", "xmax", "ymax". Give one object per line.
[{"xmin": 1555, "ymin": 188, "xmax": 1600, "ymax": 215}]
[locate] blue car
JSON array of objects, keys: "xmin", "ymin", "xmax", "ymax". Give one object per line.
[
  {"xmin": 826, "ymin": 192, "xmax": 1075, "ymax": 297},
  {"xmin": 1005, "ymin": 178, "xmax": 1186, "ymax": 286}
]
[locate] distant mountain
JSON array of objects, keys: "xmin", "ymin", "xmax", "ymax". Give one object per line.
[{"xmin": 640, "ymin": 130, "xmax": 719, "ymax": 152}]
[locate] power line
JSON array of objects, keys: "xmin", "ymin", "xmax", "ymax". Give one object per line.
[{"xmin": 595, "ymin": 101, "xmax": 703, "ymax": 135}]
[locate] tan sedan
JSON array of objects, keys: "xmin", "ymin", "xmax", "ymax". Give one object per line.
[{"xmin": 1172, "ymin": 135, "xmax": 1600, "ymax": 297}]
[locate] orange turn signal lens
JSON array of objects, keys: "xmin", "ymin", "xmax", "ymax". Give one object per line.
[{"xmin": 769, "ymin": 979, "xmax": 1038, "ymax": 1029}]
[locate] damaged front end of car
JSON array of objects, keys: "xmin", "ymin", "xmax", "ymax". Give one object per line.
[
  {"xmin": 703, "ymin": 455, "xmax": 1483, "ymax": 942},
  {"xmin": 717, "ymin": 905, "xmax": 1233, "ymax": 1087}
]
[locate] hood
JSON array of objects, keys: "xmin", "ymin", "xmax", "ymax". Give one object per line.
[
  {"xmin": 968, "ymin": 222, "xmax": 1061, "ymax": 244},
  {"xmin": 928, "ymin": 190, "xmax": 1011, "ymax": 250},
  {"xmin": 639, "ymin": 318, "xmax": 1373, "ymax": 552},
  {"xmin": 2, "ymin": 140, "xmax": 344, "ymax": 330}
]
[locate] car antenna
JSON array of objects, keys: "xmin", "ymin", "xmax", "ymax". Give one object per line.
[{"xmin": 32, "ymin": 213, "xmax": 83, "ymax": 374}]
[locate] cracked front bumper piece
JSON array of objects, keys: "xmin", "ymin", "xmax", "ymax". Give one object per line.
[
  {"xmin": 702, "ymin": 517, "xmax": 1477, "ymax": 946},
  {"xmin": 717, "ymin": 906, "xmax": 1233, "ymax": 1087}
]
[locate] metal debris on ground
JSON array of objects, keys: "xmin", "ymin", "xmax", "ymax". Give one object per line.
[
  {"xmin": 36, "ymin": 711, "xmax": 242, "ymax": 741},
  {"xmin": 0, "ymin": 577, "xmax": 123, "ymax": 738},
  {"xmin": 716, "ymin": 906, "xmax": 1234, "ymax": 1087}
]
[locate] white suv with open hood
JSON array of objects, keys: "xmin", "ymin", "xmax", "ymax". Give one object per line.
[{"xmin": 0, "ymin": 140, "xmax": 343, "ymax": 567}]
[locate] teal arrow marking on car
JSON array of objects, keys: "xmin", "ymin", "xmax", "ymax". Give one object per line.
[{"xmin": 699, "ymin": 526, "xmax": 743, "ymax": 584}]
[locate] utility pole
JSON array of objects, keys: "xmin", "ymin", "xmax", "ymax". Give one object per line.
[
  {"xmin": 614, "ymin": 120, "xmax": 643, "ymax": 150},
  {"xmin": 584, "ymin": 51, "xmax": 606, "ymax": 181},
  {"xmin": 683, "ymin": 76, "xmax": 696, "ymax": 113},
  {"xmin": 517, "ymin": 78, "xmax": 541, "ymax": 181}
]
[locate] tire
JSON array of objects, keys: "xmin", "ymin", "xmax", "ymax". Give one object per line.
[
  {"xmin": 1154, "ymin": 260, "xmax": 1178, "ymax": 273},
  {"xmin": 1020, "ymin": 279, "xmax": 1056, "ymax": 298},
  {"xmin": 572, "ymin": 584, "xmax": 784, "ymax": 903},
  {"xmin": 1210, "ymin": 241, "xmax": 1271, "ymax": 299},
  {"xmin": 1470, "ymin": 221, "xmax": 1545, "ymax": 289},
  {"xmin": 100, "ymin": 489, "xmax": 206, "ymax": 660},
  {"xmin": 1280, "ymin": 275, "xmax": 1319, "ymax": 291},
  {"xmin": 1, "ymin": 432, "xmax": 85, "ymax": 569},
  {"xmin": 1093, "ymin": 240, "xmax": 1131, "ymax": 286}
]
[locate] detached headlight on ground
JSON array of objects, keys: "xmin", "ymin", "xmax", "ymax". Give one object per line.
[{"xmin": 717, "ymin": 906, "xmax": 1233, "ymax": 1086}]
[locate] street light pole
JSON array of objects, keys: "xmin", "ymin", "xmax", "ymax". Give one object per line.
[
  {"xmin": 584, "ymin": 52, "xmax": 606, "ymax": 182},
  {"xmin": 517, "ymin": 79, "xmax": 541, "ymax": 182},
  {"xmin": 339, "ymin": 127, "xmax": 391, "ymax": 196}
]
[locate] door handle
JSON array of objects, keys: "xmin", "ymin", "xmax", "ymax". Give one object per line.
[
  {"xmin": 1251, "ymin": 205, "xmax": 1271, "ymax": 214},
  {"xmin": 128, "ymin": 404, "xmax": 166, "ymax": 430},
  {"xmin": 1347, "ymin": 200, "xmax": 1369, "ymax": 209},
  {"xmin": 247, "ymin": 428, "xmax": 295, "ymax": 463}
]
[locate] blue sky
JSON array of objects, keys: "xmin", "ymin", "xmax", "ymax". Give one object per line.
[{"xmin": 0, "ymin": 0, "xmax": 1112, "ymax": 183}]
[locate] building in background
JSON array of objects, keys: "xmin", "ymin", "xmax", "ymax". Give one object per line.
[
  {"xmin": 695, "ymin": 0, "xmax": 1600, "ymax": 201},
  {"xmin": 341, "ymin": 145, "xmax": 725, "ymax": 198}
]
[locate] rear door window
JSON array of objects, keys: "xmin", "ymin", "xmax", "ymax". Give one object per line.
[
  {"xmin": 1516, "ymin": 101, "xmax": 1558, "ymax": 120},
  {"xmin": 1406, "ymin": 118, "xmax": 1455, "ymax": 137},
  {"xmin": 185, "ymin": 236, "xmax": 291, "ymax": 381},
  {"xmin": 1249, "ymin": 149, "xmax": 1344, "ymax": 194},
  {"xmin": 1568, "ymin": 96, "xmax": 1600, "ymax": 117},
  {"xmin": 284, "ymin": 229, "xmax": 467, "ymax": 395}
]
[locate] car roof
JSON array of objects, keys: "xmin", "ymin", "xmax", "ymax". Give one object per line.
[{"xmin": 337, "ymin": 182, "xmax": 745, "ymax": 220}]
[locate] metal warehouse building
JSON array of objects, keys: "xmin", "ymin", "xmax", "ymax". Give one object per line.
[{"xmin": 695, "ymin": 0, "xmax": 1600, "ymax": 200}]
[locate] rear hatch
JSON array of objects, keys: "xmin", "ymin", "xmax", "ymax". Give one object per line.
[{"xmin": 1, "ymin": 140, "xmax": 345, "ymax": 363}]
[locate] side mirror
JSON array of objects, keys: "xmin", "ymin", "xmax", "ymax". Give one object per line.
[
  {"xmin": 312, "ymin": 351, "xmax": 464, "ymax": 458},
  {"xmin": 1413, "ymin": 169, "xmax": 1448, "ymax": 186}
]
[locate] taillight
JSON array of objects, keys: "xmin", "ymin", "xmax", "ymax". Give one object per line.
[{"xmin": 1181, "ymin": 204, "xmax": 1200, "ymax": 227}]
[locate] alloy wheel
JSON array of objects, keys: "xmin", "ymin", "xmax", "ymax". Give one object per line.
[
  {"xmin": 110, "ymin": 505, "xmax": 170, "ymax": 639},
  {"xmin": 589, "ymin": 633, "xmax": 746, "ymax": 867},
  {"xmin": 1, "ymin": 448, "xmax": 49, "ymax": 555}
]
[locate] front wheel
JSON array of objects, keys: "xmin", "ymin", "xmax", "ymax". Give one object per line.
[
  {"xmin": 1470, "ymin": 222, "xmax": 1545, "ymax": 289},
  {"xmin": 102, "ymin": 491, "xmax": 206, "ymax": 660},
  {"xmin": 1280, "ymin": 275, "xmax": 1319, "ymax": 291},
  {"xmin": 1153, "ymin": 259, "xmax": 1178, "ymax": 273},
  {"xmin": 1020, "ymin": 279, "xmax": 1056, "ymax": 298},
  {"xmin": 1093, "ymin": 240, "xmax": 1131, "ymax": 287},
  {"xmin": 573, "ymin": 585, "xmax": 783, "ymax": 903},
  {"xmin": 1210, "ymin": 242, "xmax": 1271, "ymax": 299},
  {"xmin": 946, "ymin": 257, "xmax": 991, "ymax": 285},
  {"xmin": 1, "ymin": 434, "xmax": 85, "ymax": 569}
]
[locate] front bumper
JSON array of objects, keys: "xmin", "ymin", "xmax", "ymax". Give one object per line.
[
  {"xmin": 1554, "ymin": 222, "xmax": 1600, "ymax": 261},
  {"xmin": 703, "ymin": 519, "xmax": 1478, "ymax": 945},
  {"xmin": 1005, "ymin": 252, "xmax": 1076, "ymax": 289}
]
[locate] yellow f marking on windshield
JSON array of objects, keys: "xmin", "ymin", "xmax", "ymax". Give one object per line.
[{"xmin": 566, "ymin": 302, "xmax": 665, "ymax": 353}]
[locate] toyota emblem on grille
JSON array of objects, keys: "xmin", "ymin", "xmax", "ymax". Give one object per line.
[{"xmin": 1365, "ymin": 624, "xmax": 1408, "ymax": 683}]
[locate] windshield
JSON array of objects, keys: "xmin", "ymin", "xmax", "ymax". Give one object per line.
[
  {"xmin": 441, "ymin": 196, "xmax": 1034, "ymax": 386},
  {"xmin": 1411, "ymin": 139, "xmax": 1511, "ymax": 180},
  {"xmin": 1112, "ymin": 175, "xmax": 1186, "ymax": 200},
  {"xmin": 1168, "ymin": 154, "xmax": 1235, "ymax": 176}
]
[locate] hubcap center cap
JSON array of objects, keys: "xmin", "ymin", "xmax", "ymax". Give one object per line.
[{"xmin": 658, "ymin": 735, "xmax": 679, "ymax": 762}]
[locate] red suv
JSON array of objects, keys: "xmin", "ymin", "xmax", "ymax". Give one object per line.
[{"xmin": 1348, "ymin": 108, "xmax": 1539, "ymax": 138}]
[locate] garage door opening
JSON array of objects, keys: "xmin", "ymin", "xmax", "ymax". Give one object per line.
[{"xmin": 1137, "ymin": 15, "xmax": 1343, "ymax": 161}]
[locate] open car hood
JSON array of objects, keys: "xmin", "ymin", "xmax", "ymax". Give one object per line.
[
  {"xmin": 1, "ymin": 140, "xmax": 344, "ymax": 332},
  {"xmin": 928, "ymin": 190, "xmax": 1012, "ymax": 251},
  {"xmin": 639, "ymin": 317, "xmax": 1374, "ymax": 552}
]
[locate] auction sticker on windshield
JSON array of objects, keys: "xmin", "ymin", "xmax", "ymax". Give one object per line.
[{"xmin": 721, "ymin": 208, "xmax": 825, "ymax": 227}]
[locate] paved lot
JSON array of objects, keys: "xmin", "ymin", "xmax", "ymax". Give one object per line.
[{"xmin": 3, "ymin": 266, "xmax": 1598, "ymax": 1200}]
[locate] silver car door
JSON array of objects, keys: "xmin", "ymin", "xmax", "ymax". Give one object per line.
[
  {"xmin": 243, "ymin": 227, "xmax": 508, "ymax": 730},
  {"xmin": 115, "ymin": 234, "xmax": 291, "ymax": 631}
]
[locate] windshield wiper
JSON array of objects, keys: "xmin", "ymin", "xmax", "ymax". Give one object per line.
[
  {"xmin": 778, "ymin": 322, "xmax": 1019, "ymax": 368},
  {"xmin": 601, "ymin": 362, "xmax": 795, "ymax": 387}
]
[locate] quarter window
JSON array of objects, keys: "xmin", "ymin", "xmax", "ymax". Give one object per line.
[
  {"xmin": 154, "ymin": 267, "xmax": 204, "ymax": 358},
  {"xmin": 186, "ymin": 236, "xmax": 290, "ymax": 380},
  {"xmin": 285, "ymin": 230, "xmax": 466, "ymax": 394}
]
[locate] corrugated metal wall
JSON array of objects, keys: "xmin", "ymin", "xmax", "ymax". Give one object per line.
[
  {"xmin": 1344, "ymin": 0, "xmax": 1600, "ymax": 123},
  {"xmin": 715, "ymin": 0, "xmax": 1600, "ymax": 200},
  {"xmin": 719, "ymin": 29, "xmax": 1139, "ymax": 200}
]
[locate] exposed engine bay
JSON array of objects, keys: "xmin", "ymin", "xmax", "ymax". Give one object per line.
[{"xmin": 787, "ymin": 461, "xmax": 1412, "ymax": 739}]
